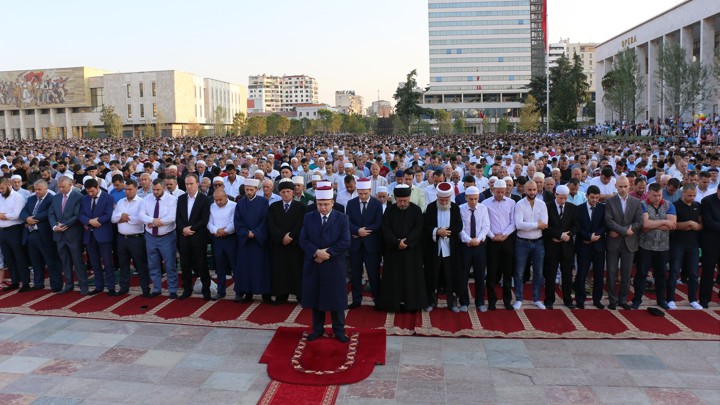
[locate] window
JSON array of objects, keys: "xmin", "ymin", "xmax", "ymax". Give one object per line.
[
  {"xmin": 25, "ymin": 109, "xmax": 35, "ymax": 115},
  {"xmin": 126, "ymin": 84, "xmax": 131, "ymax": 98},
  {"xmin": 152, "ymin": 81, "xmax": 156, "ymax": 96},
  {"xmin": 127, "ymin": 104, "xmax": 132, "ymax": 119},
  {"xmin": 90, "ymin": 88, "xmax": 104, "ymax": 112},
  {"xmin": 153, "ymin": 103, "xmax": 157, "ymax": 118},
  {"xmin": 140, "ymin": 104, "xmax": 145, "ymax": 118},
  {"xmin": 139, "ymin": 82, "xmax": 144, "ymax": 97}
]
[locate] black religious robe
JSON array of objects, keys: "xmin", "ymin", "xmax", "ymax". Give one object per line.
[{"xmin": 267, "ymin": 199, "xmax": 305, "ymax": 296}]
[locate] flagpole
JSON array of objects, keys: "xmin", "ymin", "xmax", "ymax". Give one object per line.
[{"xmin": 545, "ymin": 12, "xmax": 550, "ymax": 134}]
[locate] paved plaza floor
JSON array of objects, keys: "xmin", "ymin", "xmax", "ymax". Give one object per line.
[{"xmin": 0, "ymin": 313, "xmax": 717, "ymax": 404}]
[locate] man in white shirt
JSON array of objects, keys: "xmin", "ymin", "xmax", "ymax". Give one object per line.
[
  {"xmin": 141, "ymin": 178, "xmax": 179, "ymax": 298},
  {"xmin": 335, "ymin": 175, "xmax": 357, "ymax": 208},
  {"xmin": 369, "ymin": 163, "xmax": 388, "ymax": 197},
  {"xmin": 459, "ymin": 186, "xmax": 490, "ymax": 311},
  {"xmin": 208, "ymin": 190, "xmax": 237, "ymax": 299},
  {"xmin": 0, "ymin": 177, "xmax": 30, "ymax": 291},
  {"xmin": 589, "ymin": 167, "xmax": 617, "ymax": 201},
  {"xmin": 261, "ymin": 179, "xmax": 281, "ymax": 205},
  {"xmin": 513, "ymin": 179, "xmax": 549, "ymax": 310},
  {"xmin": 223, "ymin": 164, "xmax": 242, "ymax": 199},
  {"xmin": 165, "ymin": 175, "xmax": 185, "ymax": 198},
  {"xmin": 111, "ymin": 179, "xmax": 151, "ymax": 296},
  {"xmin": 10, "ymin": 175, "xmax": 31, "ymax": 202}
]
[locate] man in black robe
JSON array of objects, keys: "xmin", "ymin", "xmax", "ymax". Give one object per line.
[
  {"xmin": 267, "ymin": 179, "xmax": 305, "ymax": 304},
  {"xmin": 379, "ymin": 184, "xmax": 427, "ymax": 312}
]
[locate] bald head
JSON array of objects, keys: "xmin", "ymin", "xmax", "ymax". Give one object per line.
[{"xmin": 213, "ymin": 189, "xmax": 229, "ymax": 207}]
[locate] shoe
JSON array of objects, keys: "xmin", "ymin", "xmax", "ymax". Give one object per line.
[
  {"xmin": 504, "ymin": 303, "xmax": 514, "ymax": 311},
  {"xmin": 565, "ymin": 303, "xmax": 577, "ymax": 310},
  {"xmin": 576, "ymin": 303, "xmax": 585, "ymax": 309},
  {"xmin": 306, "ymin": 331, "xmax": 322, "ymax": 341},
  {"xmin": 241, "ymin": 294, "xmax": 253, "ymax": 303},
  {"xmin": 450, "ymin": 306, "xmax": 460, "ymax": 313},
  {"xmin": 336, "ymin": 334, "xmax": 350, "ymax": 343},
  {"xmin": 18, "ymin": 285, "xmax": 31, "ymax": 293},
  {"xmin": 5, "ymin": 283, "xmax": 18, "ymax": 291},
  {"xmin": 169, "ymin": 292, "xmax": 178, "ymax": 299},
  {"xmin": 58, "ymin": 286, "xmax": 73, "ymax": 294},
  {"xmin": 141, "ymin": 291, "xmax": 151, "ymax": 298},
  {"xmin": 424, "ymin": 306, "xmax": 434, "ymax": 312},
  {"xmin": 117, "ymin": 289, "xmax": 129, "ymax": 295},
  {"xmin": 79, "ymin": 290, "xmax": 89, "ymax": 296},
  {"xmin": 659, "ymin": 303, "xmax": 670, "ymax": 310},
  {"xmin": 488, "ymin": 303, "xmax": 496, "ymax": 311},
  {"xmin": 625, "ymin": 303, "xmax": 636, "ymax": 310},
  {"xmin": 545, "ymin": 304, "xmax": 554, "ymax": 310},
  {"xmin": 29, "ymin": 285, "xmax": 44, "ymax": 291},
  {"xmin": 178, "ymin": 291, "xmax": 192, "ymax": 300},
  {"xmin": 512, "ymin": 301, "xmax": 522, "ymax": 310},
  {"xmin": 459, "ymin": 305, "xmax": 468, "ymax": 312},
  {"xmin": 348, "ymin": 302, "xmax": 361, "ymax": 309},
  {"xmin": 51, "ymin": 287, "xmax": 62, "ymax": 293},
  {"xmin": 667, "ymin": 301, "xmax": 677, "ymax": 310},
  {"xmin": 216, "ymin": 292, "xmax": 226, "ymax": 300},
  {"xmin": 689, "ymin": 301, "xmax": 703, "ymax": 310},
  {"xmin": 202, "ymin": 292, "xmax": 215, "ymax": 301},
  {"xmin": 608, "ymin": 303, "xmax": 617, "ymax": 310},
  {"xmin": 87, "ymin": 290, "xmax": 102, "ymax": 296},
  {"xmin": 700, "ymin": 302, "xmax": 709, "ymax": 309},
  {"xmin": 593, "ymin": 302, "xmax": 605, "ymax": 310},
  {"xmin": 148, "ymin": 291, "xmax": 161, "ymax": 298},
  {"xmin": 534, "ymin": 301, "xmax": 546, "ymax": 310},
  {"xmin": 477, "ymin": 305, "xmax": 487, "ymax": 312},
  {"xmin": 107, "ymin": 291, "xmax": 117, "ymax": 297}
]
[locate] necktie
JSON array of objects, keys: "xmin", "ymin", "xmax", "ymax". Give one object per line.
[
  {"xmin": 284, "ymin": 203, "xmax": 289, "ymax": 212},
  {"xmin": 61, "ymin": 194, "xmax": 68, "ymax": 214},
  {"xmin": 361, "ymin": 201, "xmax": 366, "ymax": 215},
  {"xmin": 590, "ymin": 205, "xmax": 594, "ymax": 220},
  {"xmin": 152, "ymin": 198, "xmax": 160, "ymax": 236},
  {"xmin": 91, "ymin": 197, "xmax": 97, "ymax": 213},
  {"xmin": 32, "ymin": 197, "xmax": 42, "ymax": 217},
  {"xmin": 470, "ymin": 208, "xmax": 476, "ymax": 239},
  {"xmin": 454, "ymin": 183, "xmax": 460, "ymax": 196},
  {"xmin": 559, "ymin": 205, "xmax": 564, "ymax": 219},
  {"xmin": 322, "ymin": 215, "xmax": 327, "ymax": 228}
]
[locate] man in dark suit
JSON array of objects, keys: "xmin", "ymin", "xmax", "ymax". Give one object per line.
[
  {"xmin": 21, "ymin": 179, "xmax": 62, "ymax": 291},
  {"xmin": 48, "ymin": 176, "xmax": 88, "ymax": 295},
  {"xmin": 176, "ymin": 174, "xmax": 212, "ymax": 300},
  {"xmin": 80, "ymin": 178, "xmax": 116, "ymax": 296},
  {"xmin": 299, "ymin": 186, "xmax": 351, "ymax": 342},
  {"xmin": 346, "ymin": 178, "xmax": 383, "ymax": 308},
  {"xmin": 543, "ymin": 185, "xmax": 579, "ymax": 309},
  {"xmin": 604, "ymin": 176, "xmax": 643, "ymax": 310},
  {"xmin": 574, "ymin": 185, "xmax": 606, "ymax": 309}
]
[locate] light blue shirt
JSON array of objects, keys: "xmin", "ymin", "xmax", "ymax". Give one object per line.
[{"xmin": 567, "ymin": 191, "xmax": 587, "ymax": 206}]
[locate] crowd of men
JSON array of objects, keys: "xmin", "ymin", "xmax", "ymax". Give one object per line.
[{"xmin": 0, "ymin": 132, "xmax": 718, "ymax": 316}]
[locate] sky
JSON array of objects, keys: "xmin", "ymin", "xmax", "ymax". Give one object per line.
[{"xmin": 5, "ymin": 0, "xmax": 686, "ymax": 107}]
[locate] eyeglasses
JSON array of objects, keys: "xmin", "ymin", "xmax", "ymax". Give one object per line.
[{"xmin": 213, "ymin": 183, "xmax": 223, "ymax": 187}]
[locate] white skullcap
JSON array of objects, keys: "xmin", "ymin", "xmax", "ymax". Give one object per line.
[
  {"xmin": 377, "ymin": 186, "xmax": 388, "ymax": 194},
  {"xmin": 292, "ymin": 176, "xmax": 304, "ymax": 185},
  {"xmin": 213, "ymin": 176, "xmax": 224, "ymax": 183},
  {"xmin": 344, "ymin": 163, "xmax": 353, "ymax": 169},
  {"xmin": 243, "ymin": 178, "xmax": 260, "ymax": 188},
  {"xmin": 226, "ymin": 159, "xmax": 234, "ymax": 165},
  {"xmin": 311, "ymin": 174, "xmax": 322, "ymax": 181},
  {"xmin": 555, "ymin": 185, "xmax": 570, "ymax": 195},
  {"xmin": 533, "ymin": 173, "xmax": 545, "ymax": 181},
  {"xmin": 503, "ymin": 176, "xmax": 513, "ymax": 185},
  {"xmin": 10, "ymin": 175, "xmax": 21, "ymax": 181},
  {"xmin": 254, "ymin": 169, "xmax": 265, "ymax": 176},
  {"xmin": 465, "ymin": 186, "xmax": 480, "ymax": 196},
  {"xmin": 493, "ymin": 179, "xmax": 507, "ymax": 189},
  {"xmin": 489, "ymin": 176, "xmax": 498, "ymax": 182}
]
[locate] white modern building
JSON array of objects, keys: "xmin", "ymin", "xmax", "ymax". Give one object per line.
[
  {"xmin": 282, "ymin": 75, "xmax": 319, "ymax": 111},
  {"xmin": 423, "ymin": 0, "xmax": 546, "ymax": 133},
  {"xmin": 596, "ymin": 0, "xmax": 720, "ymax": 123},
  {"xmin": 335, "ymin": 90, "xmax": 364, "ymax": 115},
  {"xmin": 247, "ymin": 74, "xmax": 319, "ymax": 113},
  {"xmin": 295, "ymin": 103, "xmax": 336, "ymax": 119},
  {"xmin": 0, "ymin": 67, "xmax": 247, "ymax": 139}
]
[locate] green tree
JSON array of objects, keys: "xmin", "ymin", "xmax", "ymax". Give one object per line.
[
  {"xmin": 85, "ymin": 122, "xmax": 98, "ymax": 139},
  {"xmin": 364, "ymin": 115, "xmax": 377, "ymax": 135},
  {"xmin": 519, "ymin": 94, "xmax": 541, "ymax": 132},
  {"xmin": 247, "ymin": 116, "xmax": 267, "ymax": 136},
  {"xmin": 329, "ymin": 112, "xmax": 343, "ymax": 134},
  {"xmin": 277, "ymin": 115, "xmax": 290, "ymax": 135},
  {"xmin": 266, "ymin": 113, "xmax": 282, "ymax": 135},
  {"xmin": 289, "ymin": 119, "xmax": 304, "ymax": 136},
  {"xmin": 343, "ymin": 114, "xmax": 366, "ymax": 134},
  {"xmin": 453, "ymin": 116, "xmax": 466, "ymax": 134},
  {"xmin": 212, "ymin": 106, "xmax": 226, "ymax": 136},
  {"xmin": 317, "ymin": 109, "xmax": 334, "ymax": 134},
  {"xmin": 143, "ymin": 122, "xmax": 157, "ymax": 138},
  {"xmin": 435, "ymin": 109, "xmax": 451, "ymax": 135},
  {"xmin": 393, "ymin": 69, "xmax": 431, "ymax": 133},
  {"xmin": 230, "ymin": 112, "xmax": 247, "ymax": 136},
  {"xmin": 602, "ymin": 49, "xmax": 645, "ymax": 129},
  {"xmin": 656, "ymin": 42, "xmax": 711, "ymax": 119},
  {"xmin": 99, "ymin": 105, "xmax": 123, "ymax": 138},
  {"xmin": 549, "ymin": 53, "xmax": 588, "ymax": 130},
  {"xmin": 391, "ymin": 114, "xmax": 406, "ymax": 135},
  {"xmin": 496, "ymin": 116, "xmax": 510, "ymax": 134},
  {"xmin": 527, "ymin": 75, "xmax": 548, "ymax": 127},
  {"xmin": 46, "ymin": 125, "xmax": 60, "ymax": 139}
]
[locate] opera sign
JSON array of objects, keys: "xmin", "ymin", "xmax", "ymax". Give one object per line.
[{"xmin": 621, "ymin": 35, "xmax": 637, "ymax": 48}]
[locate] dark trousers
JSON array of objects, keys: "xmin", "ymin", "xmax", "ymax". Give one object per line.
[
  {"xmin": 426, "ymin": 255, "xmax": 458, "ymax": 308},
  {"xmin": 312, "ymin": 309, "xmax": 345, "ymax": 337},
  {"xmin": 179, "ymin": 238, "xmax": 210, "ymax": 293},
  {"xmin": 56, "ymin": 236, "xmax": 88, "ymax": 293},
  {"xmin": 116, "ymin": 234, "xmax": 149, "ymax": 293},
  {"xmin": 486, "ymin": 236, "xmax": 515, "ymax": 307},
  {"xmin": 350, "ymin": 246, "xmax": 381, "ymax": 305},
  {"xmin": 211, "ymin": 235, "xmax": 237, "ymax": 295},
  {"xmin": 669, "ymin": 244, "xmax": 699, "ymax": 303},
  {"xmin": 87, "ymin": 233, "xmax": 115, "ymax": 291},
  {"xmin": 544, "ymin": 250, "xmax": 575, "ymax": 306},
  {"xmin": 633, "ymin": 248, "xmax": 669, "ymax": 306},
  {"xmin": 27, "ymin": 231, "xmax": 62, "ymax": 289},
  {"xmin": 461, "ymin": 244, "xmax": 487, "ymax": 306},
  {"xmin": 575, "ymin": 244, "xmax": 605, "ymax": 305},
  {"xmin": 0, "ymin": 225, "xmax": 29, "ymax": 286},
  {"xmin": 699, "ymin": 244, "xmax": 720, "ymax": 306}
]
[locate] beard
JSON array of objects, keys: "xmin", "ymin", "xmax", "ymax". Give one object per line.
[
  {"xmin": 438, "ymin": 201, "xmax": 451, "ymax": 211},
  {"xmin": 526, "ymin": 194, "xmax": 535, "ymax": 200},
  {"xmin": 398, "ymin": 204, "xmax": 408, "ymax": 210}
]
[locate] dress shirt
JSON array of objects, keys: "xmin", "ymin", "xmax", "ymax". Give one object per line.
[
  {"xmin": 432, "ymin": 207, "xmax": 451, "ymax": 257},
  {"xmin": 265, "ymin": 193, "xmax": 281, "ymax": 205},
  {"xmin": 459, "ymin": 203, "xmax": 490, "ymax": 243},
  {"xmin": 481, "ymin": 196, "xmax": 516, "ymax": 239},
  {"xmin": 112, "ymin": 196, "xmax": 146, "ymax": 235},
  {"xmin": 137, "ymin": 187, "xmax": 153, "ymax": 200},
  {"xmin": 424, "ymin": 185, "xmax": 438, "ymax": 204},
  {"xmin": 186, "ymin": 191, "xmax": 198, "ymax": 219},
  {"xmin": 169, "ymin": 188, "xmax": 185, "ymax": 197},
  {"xmin": 514, "ymin": 197, "xmax": 548, "ymax": 240},
  {"xmin": 208, "ymin": 200, "xmax": 237, "ymax": 235},
  {"xmin": 13, "ymin": 188, "xmax": 31, "ymax": 203},
  {"xmin": 567, "ymin": 191, "xmax": 587, "ymax": 205},
  {"xmin": 223, "ymin": 177, "xmax": 241, "ymax": 198},
  {"xmin": 695, "ymin": 187, "xmax": 717, "ymax": 203},
  {"xmin": 336, "ymin": 189, "xmax": 357, "ymax": 208},
  {"xmin": 370, "ymin": 175, "xmax": 388, "ymax": 196},
  {"xmin": 586, "ymin": 201, "xmax": 596, "ymax": 220},
  {"xmin": 589, "ymin": 176, "xmax": 616, "ymax": 195},
  {"xmin": 141, "ymin": 192, "xmax": 177, "ymax": 236},
  {"xmin": 619, "ymin": 195, "xmax": 628, "ymax": 214},
  {"xmin": 0, "ymin": 189, "xmax": 25, "ymax": 227}
]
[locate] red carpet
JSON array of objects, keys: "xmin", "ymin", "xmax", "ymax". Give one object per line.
[
  {"xmin": 258, "ymin": 380, "xmax": 339, "ymax": 405},
  {"xmin": 260, "ymin": 327, "xmax": 386, "ymax": 385},
  {"xmin": 1, "ymin": 284, "xmax": 719, "ymax": 340}
]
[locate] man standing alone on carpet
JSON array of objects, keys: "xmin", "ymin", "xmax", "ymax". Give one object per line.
[
  {"xmin": 267, "ymin": 179, "xmax": 305, "ymax": 304},
  {"xmin": 299, "ymin": 186, "xmax": 351, "ymax": 342},
  {"xmin": 234, "ymin": 178, "xmax": 272, "ymax": 304}
]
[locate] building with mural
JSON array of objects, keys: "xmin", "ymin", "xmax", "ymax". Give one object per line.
[{"xmin": 0, "ymin": 67, "xmax": 246, "ymax": 139}]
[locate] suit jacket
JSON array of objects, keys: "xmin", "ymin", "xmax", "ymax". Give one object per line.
[
  {"xmin": 48, "ymin": 190, "xmax": 84, "ymax": 243},
  {"xmin": 346, "ymin": 197, "xmax": 383, "ymax": 254},
  {"xmin": 543, "ymin": 200, "xmax": 579, "ymax": 258},
  {"xmin": 455, "ymin": 192, "xmax": 467, "ymax": 206},
  {"xmin": 79, "ymin": 191, "xmax": 115, "ymax": 244},
  {"xmin": 575, "ymin": 202, "xmax": 606, "ymax": 252},
  {"xmin": 700, "ymin": 193, "xmax": 720, "ymax": 248},
  {"xmin": 20, "ymin": 193, "xmax": 54, "ymax": 246},
  {"xmin": 423, "ymin": 201, "xmax": 463, "ymax": 269},
  {"xmin": 176, "ymin": 192, "xmax": 211, "ymax": 246},
  {"xmin": 604, "ymin": 194, "xmax": 643, "ymax": 252}
]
